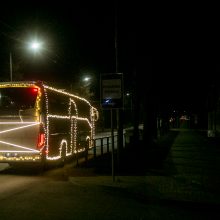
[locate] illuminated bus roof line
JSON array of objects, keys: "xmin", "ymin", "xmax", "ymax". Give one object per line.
[
  {"xmin": 44, "ymin": 85, "xmax": 92, "ymax": 105},
  {"xmin": 0, "ymin": 82, "xmax": 37, "ymax": 88}
]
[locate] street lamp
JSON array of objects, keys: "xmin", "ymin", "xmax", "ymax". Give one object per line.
[
  {"xmin": 83, "ymin": 76, "xmax": 91, "ymax": 82},
  {"xmin": 9, "ymin": 39, "xmax": 43, "ymax": 81},
  {"xmin": 81, "ymin": 75, "xmax": 93, "ymax": 89},
  {"xmin": 82, "ymin": 75, "xmax": 91, "ymax": 84},
  {"xmin": 27, "ymin": 40, "xmax": 43, "ymax": 55}
]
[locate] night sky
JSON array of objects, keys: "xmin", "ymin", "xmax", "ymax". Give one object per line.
[{"xmin": 0, "ymin": 2, "xmax": 219, "ymax": 114}]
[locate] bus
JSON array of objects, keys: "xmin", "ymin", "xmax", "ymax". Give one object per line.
[{"xmin": 0, "ymin": 81, "xmax": 99, "ymax": 167}]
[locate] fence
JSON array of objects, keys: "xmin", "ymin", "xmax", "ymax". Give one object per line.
[{"xmin": 75, "ymin": 129, "xmax": 135, "ymax": 166}]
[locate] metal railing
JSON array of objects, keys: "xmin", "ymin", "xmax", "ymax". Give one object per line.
[
  {"xmin": 89, "ymin": 135, "xmax": 118, "ymax": 158},
  {"xmin": 76, "ymin": 131, "xmax": 132, "ymax": 166}
]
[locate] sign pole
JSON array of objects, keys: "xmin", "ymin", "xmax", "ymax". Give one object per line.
[{"xmin": 111, "ymin": 109, "xmax": 115, "ymax": 182}]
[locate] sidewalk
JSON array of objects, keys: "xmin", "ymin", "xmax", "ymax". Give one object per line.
[
  {"xmin": 65, "ymin": 128, "xmax": 220, "ymax": 207},
  {"xmin": 68, "ymin": 174, "xmax": 220, "ymax": 207}
]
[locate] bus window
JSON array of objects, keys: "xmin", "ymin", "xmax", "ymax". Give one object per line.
[{"xmin": 0, "ymin": 87, "xmax": 38, "ymax": 115}]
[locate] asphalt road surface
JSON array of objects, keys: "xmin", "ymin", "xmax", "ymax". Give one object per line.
[{"xmin": 1, "ymin": 128, "xmax": 220, "ymax": 220}]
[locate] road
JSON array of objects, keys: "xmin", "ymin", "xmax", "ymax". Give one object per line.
[
  {"xmin": 0, "ymin": 164, "xmax": 218, "ymax": 220},
  {"xmin": 0, "ymin": 128, "xmax": 220, "ymax": 219}
]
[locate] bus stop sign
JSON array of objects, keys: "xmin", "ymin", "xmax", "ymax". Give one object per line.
[{"xmin": 100, "ymin": 73, "xmax": 123, "ymax": 109}]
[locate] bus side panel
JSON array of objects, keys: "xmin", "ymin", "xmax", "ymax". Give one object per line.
[{"xmin": 47, "ymin": 118, "xmax": 71, "ymax": 158}]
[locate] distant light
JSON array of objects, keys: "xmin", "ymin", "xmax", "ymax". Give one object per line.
[
  {"xmin": 28, "ymin": 40, "xmax": 43, "ymax": 53},
  {"xmin": 83, "ymin": 77, "xmax": 90, "ymax": 82},
  {"xmin": 31, "ymin": 42, "xmax": 40, "ymax": 49}
]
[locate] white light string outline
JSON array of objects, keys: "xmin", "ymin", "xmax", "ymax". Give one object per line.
[
  {"xmin": 0, "ymin": 140, "xmax": 40, "ymax": 153},
  {"xmin": 0, "ymin": 122, "xmax": 40, "ymax": 153},
  {"xmin": 0, "ymin": 82, "xmax": 98, "ymax": 162},
  {"xmin": 44, "ymin": 85, "xmax": 97, "ymax": 161},
  {"xmin": 0, "ymin": 122, "xmax": 40, "ymax": 134}
]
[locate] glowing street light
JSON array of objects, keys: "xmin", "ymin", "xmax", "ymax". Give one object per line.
[
  {"xmin": 83, "ymin": 76, "xmax": 91, "ymax": 82},
  {"xmin": 82, "ymin": 75, "xmax": 92, "ymax": 87},
  {"xmin": 27, "ymin": 40, "xmax": 43, "ymax": 54}
]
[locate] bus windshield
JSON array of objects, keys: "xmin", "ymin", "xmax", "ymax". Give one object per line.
[{"xmin": 0, "ymin": 87, "xmax": 38, "ymax": 115}]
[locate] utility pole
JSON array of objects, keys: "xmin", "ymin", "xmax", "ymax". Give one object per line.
[{"xmin": 115, "ymin": 1, "xmax": 123, "ymax": 171}]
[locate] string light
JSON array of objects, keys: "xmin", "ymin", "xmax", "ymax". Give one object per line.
[
  {"xmin": 0, "ymin": 140, "xmax": 40, "ymax": 152},
  {"xmin": 0, "ymin": 81, "xmax": 99, "ymax": 163},
  {"xmin": 0, "ymin": 122, "xmax": 40, "ymax": 134}
]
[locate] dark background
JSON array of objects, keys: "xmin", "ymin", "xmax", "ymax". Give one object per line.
[{"xmin": 0, "ymin": 1, "xmax": 219, "ymax": 119}]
